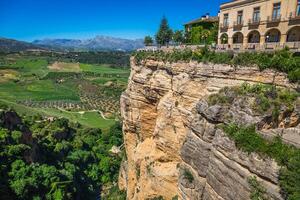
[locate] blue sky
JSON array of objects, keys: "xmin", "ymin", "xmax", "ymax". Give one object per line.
[{"xmin": 0, "ymin": 0, "xmax": 228, "ymax": 41}]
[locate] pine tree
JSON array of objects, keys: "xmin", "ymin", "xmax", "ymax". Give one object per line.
[{"xmin": 155, "ymin": 16, "xmax": 173, "ymax": 47}]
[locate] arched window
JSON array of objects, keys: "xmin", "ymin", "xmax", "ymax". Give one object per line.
[
  {"xmin": 248, "ymin": 31, "xmax": 261, "ymax": 43},
  {"xmin": 220, "ymin": 33, "xmax": 228, "ymax": 44},
  {"xmin": 287, "ymin": 26, "xmax": 300, "ymax": 42},
  {"xmin": 265, "ymin": 29, "xmax": 281, "ymax": 43},
  {"xmin": 233, "ymin": 32, "xmax": 244, "ymax": 44}
]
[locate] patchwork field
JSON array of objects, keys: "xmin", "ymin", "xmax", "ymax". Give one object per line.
[{"xmin": 0, "ymin": 53, "xmax": 130, "ymax": 130}]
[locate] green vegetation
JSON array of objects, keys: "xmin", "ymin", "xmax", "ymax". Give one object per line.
[
  {"xmin": 222, "ymin": 123, "xmax": 300, "ymax": 200},
  {"xmin": 134, "ymin": 48, "xmax": 300, "ymax": 82},
  {"xmin": 172, "ymin": 195, "xmax": 179, "ymax": 200},
  {"xmin": 105, "ymin": 186, "xmax": 126, "ymax": 200},
  {"xmin": 208, "ymin": 83, "xmax": 299, "ymax": 118},
  {"xmin": 0, "ymin": 108, "xmax": 124, "ymax": 200},
  {"xmin": 189, "ymin": 24, "xmax": 218, "ymax": 45},
  {"xmin": 183, "ymin": 169, "xmax": 194, "ymax": 183},
  {"xmin": 0, "ymin": 51, "xmax": 130, "ymax": 67},
  {"xmin": 207, "ymin": 83, "xmax": 300, "ymax": 199},
  {"xmin": 144, "ymin": 36, "xmax": 154, "ymax": 46},
  {"xmin": 155, "ymin": 16, "xmax": 173, "ymax": 46},
  {"xmin": 173, "ymin": 30, "xmax": 184, "ymax": 45},
  {"xmin": 248, "ymin": 176, "xmax": 268, "ymax": 200},
  {"xmin": 0, "ymin": 53, "xmax": 130, "ymax": 129}
]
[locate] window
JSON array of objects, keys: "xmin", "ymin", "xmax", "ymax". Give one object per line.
[
  {"xmin": 272, "ymin": 3, "xmax": 281, "ymax": 20},
  {"xmin": 237, "ymin": 11, "xmax": 243, "ymax": 25},
  {"xmin": 223, "ymin": 14, "xmax": 229, "ymax": 26},
  {"xmin": 297, "ymin": 0, "xmax": 300, "ymax": 16},
  {"xmin": 253, "ymin": 7, "xmax": 260, "ymax": 22}
]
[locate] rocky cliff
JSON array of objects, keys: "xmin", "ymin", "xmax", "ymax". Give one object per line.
[{"xmin": 119, "ymin": 57, "xmax": 299, "ymax": 200}]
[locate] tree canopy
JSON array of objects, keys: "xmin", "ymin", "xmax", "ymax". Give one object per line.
[
  {"xmin": 155, "ymin": 16, "xmax": 173, "ymax": 46},
  {"xmin": 0, "ymin": 109, "xmax": 125, "ymax": 200},
  {"xmin": 144, "ymin": 36, "xmax": 154, "ymax": 46},
  {"xmin": 173, "ymin": 30, "xmax": 184, "ymax": 45}
]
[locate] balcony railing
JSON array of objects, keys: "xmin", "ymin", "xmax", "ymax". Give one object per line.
[
  {"xmin": 264, "ymin": 42, "xmax": 281, "ymax": 50},
  {"xmin": 289, "ymin": 12, "xmax": 300, "ymax": 20},
  {"xmin": 220, "ymin": 23, "xmax": 229, "ymax": 28},
  {"xmin": 219, "ymin": 23, "xmax": 229, "ymax": 32},
  {"xmin": 248, "ymin": 18, "xmax": 260, "ymax": 26},
  {"xmin": 285, "ymin": 42, "xmax": 300, "ymax": 49},
  {"xmin": 267, "ymin": 15, "xmax": 281, "ymax": 23},
  {"xmin": 233, "ymin": 21, "xmax": 244, "ymax": 30},
  {"xmin": 234, "ymin": 21, "xmax": 243, "ymax": 25},
  {"xmin": 232, "ymin": 44, "xmax": 243, "ymax": 50},
  {"xmin": 247, "ymin": 43, "xmax": 261, "ymax": 50}
]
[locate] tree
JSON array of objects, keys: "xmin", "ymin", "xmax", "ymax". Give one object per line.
[
  {"xmin": 201, "ymin": 30, "xmax": 211, "ymax": 45},
  {"xmin": 144, "ymin": 36, "xmax": 153, "ymax": 46},
  {"xmin": 155, "ymin": 16, "xmax": 173, "ymax": 47},
  {"xmin": 173, "ymin": 30, "xmax": 184, "ymax": 45},
  {"xmin": 191, "ymin": 26, "xmax": 203, "ymax": 44}
]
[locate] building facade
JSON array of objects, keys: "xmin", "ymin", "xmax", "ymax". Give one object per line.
[
  {"xmin": 218, "ymin": 0, "xmax": 300, "ymax": 51},
  {"xmin": 184, "ymin": 14, "xmax": 218, "ymax": 32}
]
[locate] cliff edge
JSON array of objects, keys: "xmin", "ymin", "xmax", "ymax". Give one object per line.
[{"xmin": 119, "ymin": 56, "xmax": 299, "ymax": 200}]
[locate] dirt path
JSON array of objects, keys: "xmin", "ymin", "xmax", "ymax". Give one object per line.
[{"xmin": 56, "ymin": 107, "xmax": 109, "ymax": 120}]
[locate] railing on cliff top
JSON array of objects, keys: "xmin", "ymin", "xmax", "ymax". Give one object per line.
[{"xmin": 139, "ymin": 42, "xmax": 300, "ymax": 52}]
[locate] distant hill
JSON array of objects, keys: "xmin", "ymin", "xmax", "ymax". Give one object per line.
[
  {"xmin": 33, "ymin": 36, "xmax": 144, "ymax": 51},
  {"xmin": 0, "ymin": 37, "xmax": 44, "ymax": 52}
]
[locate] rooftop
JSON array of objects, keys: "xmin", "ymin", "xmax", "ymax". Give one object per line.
[
  {"xmin": 220, "ymin": 0, "xmax": 259, "ymax": 9},
  {"xmin": 184, "ymin": 16, "xmax": 219, "ymax": 25}
]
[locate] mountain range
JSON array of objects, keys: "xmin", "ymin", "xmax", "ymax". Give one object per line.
[{"xmin": 0, "ymin": 36, "xmax": 144, "ymax": 52}]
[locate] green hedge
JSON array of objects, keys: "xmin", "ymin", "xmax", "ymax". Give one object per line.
[{"xmin": 133, "ymin": 48, "xmax": 300, "ymax": 82}]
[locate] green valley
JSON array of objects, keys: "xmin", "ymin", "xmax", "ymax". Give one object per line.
[{"xmin": 0, "ymin": 51, "xmax": 130, "ymax": 130}]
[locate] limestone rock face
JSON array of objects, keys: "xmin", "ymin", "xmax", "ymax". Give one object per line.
[{"xmin": 119, "ymin": 58, "xmax": 297, "ymax": 200}]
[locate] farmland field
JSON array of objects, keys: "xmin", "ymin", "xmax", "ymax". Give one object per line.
[{"xmin": 0, "ymin": 52, "xmax": 130, "ymax": 130}]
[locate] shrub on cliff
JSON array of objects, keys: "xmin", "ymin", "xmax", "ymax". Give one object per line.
[
  {"xmin": 222, "ymin": 123, "xmax": 300, "ymax": 200},
  {"xmin": 133, "ymin": 48, "xmax": 300, "ymax": 82}
]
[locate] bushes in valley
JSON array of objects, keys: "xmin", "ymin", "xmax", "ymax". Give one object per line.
[
  {"xmin": 222, "ymin": 123, "xmax": 300, "ymax": 200},
  {"xmin": 0, "ymin": 110, "xmax": 124, "ymax": 200},
  {"xmin": 133, "ymin": 48, "xmax": 300, "ymax": 82}
]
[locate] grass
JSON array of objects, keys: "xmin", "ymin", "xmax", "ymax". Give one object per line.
[
  {"xmin": 0, "ymin": 99, "xmax": 115, "ymax": 130},
  {"xmin": 80, "ymin": 63, "xmax": 129, "ymax": 74},
  {"xmin": 0, "ymin": 80, "xmax": 80, "ymax": 102},
  {"xmin": 41, "ymin": 109, "xmax": 116, "ymax": 130}
]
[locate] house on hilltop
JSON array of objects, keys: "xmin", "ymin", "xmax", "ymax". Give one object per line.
[
  {"xmin": 184, "ymin": 14, "xmax": 219, "ymax": 32},
  {"xmin": 184, "ymin": 14, "xmax": 219, "ymax": 45}
]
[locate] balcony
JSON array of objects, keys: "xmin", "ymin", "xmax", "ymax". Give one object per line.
[
  {"xmin": 233, "ymin": 21, "xmax": 244, "ymax": 31},
  {"xmin": 219, "ymin": 23, "xmax": 229, "ymax": 32},
  {"xmin": 289, "ymin": 12, "xmax": 300, "ymax": 25},
  {"xmin": 289, "ymin": 12, "xmax": 300, "ymax": 20},
  {"xmin": 248, "ymin": 18, "xmax": 260, "ymax": 26},
  {"xmin": 267, "ymin": 15, "xmax": 281, "ymax": 23}
]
